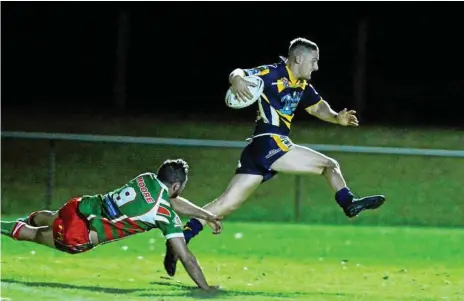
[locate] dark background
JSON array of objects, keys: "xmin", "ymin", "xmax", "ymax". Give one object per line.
[{"xmin": 2, "ymin": 2, "xmax": 464, "ymax": 127}]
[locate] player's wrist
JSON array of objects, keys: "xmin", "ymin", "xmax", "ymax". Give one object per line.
[
  {"xmin": 205, "ymin": 212, "xmax": 216, "ymax": 221},
  {"xmin": 229, "ymin": 69, "xmax": 245, "ymax": 84}
]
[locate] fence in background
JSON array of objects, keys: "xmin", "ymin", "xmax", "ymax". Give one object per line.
[{"xmin": 3, "ymin": 131, "xmax": 464, "ymax": 221}]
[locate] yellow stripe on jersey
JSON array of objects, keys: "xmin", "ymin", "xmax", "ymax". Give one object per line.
[
  {"xmin": 271, "ymin": 135, "xmax": 290, "ymax": 152},
  {"xmin": 277, "ymin": 80, "xmax": 286, "ymax": 93},
  {"xmin": 276, "ymin": 110, "xmax": 293, "ymax": 122},
  {"xmin": 258, "ymin": 68, "xmax": 270, "ymax": 76},
  {"xmin": 286, "ymin": 65, "xmax": 298, "ymax": 86},
  {"xmin": 280, "ymin": 118, "xmax": 291, "ymax": 129},
  {"xmin": 262, "ymin": 93, "xmax": 296, "ymax": 129},
  {"xmin": 304, "ymin": 98, "xmax": 323, "ymax": 114},
  {"xmin": 261, "ymin": 93, "xmax": 271, "ymax": 103},
  {"xmin": 260, "ymin": 94, "xmax": 279, "ymax": 126},
  {"xmin": 276, "ymin": 110, "xmax": 293, "ymax": 129},
  {"xmin": 284, "ymin": 66, "xmax": 308, "ymax": 90}
]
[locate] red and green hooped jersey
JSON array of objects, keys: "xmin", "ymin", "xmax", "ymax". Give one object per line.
[{"xmin": 77, "ymin": 173, "xmax": 184, "ymax": 244}]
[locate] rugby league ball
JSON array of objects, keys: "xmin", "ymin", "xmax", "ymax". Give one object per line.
[{"xmin": 225, "ymin": 75, "xmax": 264, "ymax": 109}]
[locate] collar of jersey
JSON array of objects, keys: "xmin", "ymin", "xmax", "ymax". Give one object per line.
[{"xmin": 284, "ymin": 65, "xmax": 308, "ymax": 89}]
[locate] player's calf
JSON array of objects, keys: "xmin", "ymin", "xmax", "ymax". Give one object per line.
[
  {"xmin": 1, "ymin": 220, "xmax": 27, "ymax": 239},
  {"xmin": 1, "ymin": 220, "xmax": 56, "ymax": 248},
  {"xmin": 17, "ymin": 210, "xmax": 57, "ymax": 227}
]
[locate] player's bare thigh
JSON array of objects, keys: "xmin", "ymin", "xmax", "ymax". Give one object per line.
[
  {"xmin": 202, "ymin": 173, "xmax": 263, "ymax": 215},
  {"xmin": 270, "ymin": 144, "xmax": 336, "ymax": 175}
]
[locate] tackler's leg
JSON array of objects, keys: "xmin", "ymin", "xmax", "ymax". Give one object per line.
[
  {"xmin": 271, "ymin": 144, "xmax": 386, "ymax": 218},
  {"xmin": 1, "ymin": 220, "xmax": 57, "ymax": 249},
  {"xmin": 18, "ymin": 210, "xmax": 58, "ymax": 227}
]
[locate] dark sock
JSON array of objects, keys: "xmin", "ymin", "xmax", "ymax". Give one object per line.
[
  {"xmin": 183, "ymin": 218, "xmax": 204, "ymax": 244},
  {"xmin": 335, "ymin": 187, "xmax": 354, "ymax": 208}
]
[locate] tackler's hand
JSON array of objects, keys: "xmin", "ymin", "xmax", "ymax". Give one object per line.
[
  {"xmin": 230, "ymin": 77, "xmax": 257, "ymax": 102},
  {"xmin": 337, "ymin": 108, "xmax": 359, "ymax": 127},
  {"xmin": 204, "ymin": 214, "xmax": 223, "ymax": 235}
]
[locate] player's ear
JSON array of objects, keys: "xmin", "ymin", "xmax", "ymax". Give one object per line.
[
  {"xmin": 295, "ymin": 55, "xmax": 302, "ymax": 64},
  {"xmin": 172, "ymin": 182, "xmax": 181, "ymax": 193}
]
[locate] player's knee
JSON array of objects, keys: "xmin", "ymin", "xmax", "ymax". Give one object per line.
[{"xmin": 33, "ymin": 210, "xmax": 58, "ymax": 227}]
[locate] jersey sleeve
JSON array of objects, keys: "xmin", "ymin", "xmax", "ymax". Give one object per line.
[
  {"xmin": 300, "ymin": 84, "xmax": 323, "ymax": 111},
  {"xmin": 242, "ymin": 64, "xmax": 277, "ymax": 88},
  {"xmin": 155, "ymin": 201, "xmax": 184, "ymax": 240}
]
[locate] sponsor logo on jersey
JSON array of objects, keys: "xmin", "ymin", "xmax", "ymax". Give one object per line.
[
  {"xmin": 174, "ymin": 214, "xmax": 182, "ymax": 228},
  {"xmin": 265, "ymin": 148, "xmax": 282, "ymax": 159},
  {"xmin": 104, "ymin": 195, "xmax": 123, "ymax": 219},
  {"xmin": 279, "ymin": 91, "xmax": 303, "ymax": 115}
]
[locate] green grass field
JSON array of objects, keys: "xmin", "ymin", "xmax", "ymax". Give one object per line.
[
  {"xmin": 1, "ymin": 112, "xmax": 464, "ymax": 300},
  {"xmin": 2, "ymin": 112, "xmax": 463, "ymax": 227},
  {"xmin": 1, "ymin": 221, "xmax": 463, "ymax": 301}
]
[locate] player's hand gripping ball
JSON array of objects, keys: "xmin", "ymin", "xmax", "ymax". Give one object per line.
[{"xmin": 225, "ymin": 75, "xmax": 264, "ymax": 109}]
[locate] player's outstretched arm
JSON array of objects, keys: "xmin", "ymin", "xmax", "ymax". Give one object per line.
[
  {"xmin": 170, "ymin": 197, "xmax": 223, "ymax": 234},
  {"xmin": 168, "ymin": 237, "xmax": 218, "ymax": 292},
  {"xmin": 306, "ymin": 100, "xmax": 359, "ymax": 127}
]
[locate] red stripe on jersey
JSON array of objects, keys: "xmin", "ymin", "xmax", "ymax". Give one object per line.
[
  {"xmin": 102, "ymin": 218, "xmax": 114, "ymax": 241},
  {"xmin": 157, "ymin": 206, "xmax": 171, "ymax": 217},
  {"xmin": 113, "ymin": 221, "xmax": 125, "ymax": 238},
  {"xmin": 126, "ymin": 218, "xmax": 144, "ymax": 232}
]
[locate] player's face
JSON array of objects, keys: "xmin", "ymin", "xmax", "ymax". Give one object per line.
[{"xmin": 300, "ymin": 50, "xmax": 319, "ymax": 80}]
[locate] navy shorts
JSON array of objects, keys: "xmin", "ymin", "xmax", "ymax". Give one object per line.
[{"xmin": 235, "ymin": 134, "xmax": 293, "ymax": 182}]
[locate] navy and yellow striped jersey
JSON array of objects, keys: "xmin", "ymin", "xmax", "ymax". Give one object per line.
[{"xmin": 243, "ymin": 57, "xmax": 323, "ymax": 137}]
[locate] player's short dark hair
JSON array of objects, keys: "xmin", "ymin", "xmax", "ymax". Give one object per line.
[
  {"xmin": 288, "ymin": 37, "xmax": 319, "ymax": 56},
  {"xmin": 156, "ymin": 158, "xmax": 189, "ymax": 186}
]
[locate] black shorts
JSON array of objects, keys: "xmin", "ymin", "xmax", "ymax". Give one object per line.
[{"xmin": 235, "ymin": 134, "xmax": 293, "ymax": 182}]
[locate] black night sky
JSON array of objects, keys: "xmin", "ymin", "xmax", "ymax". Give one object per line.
[{"xmin": 2, "ymin": 2, "xmax": 464, "ymax": 126}]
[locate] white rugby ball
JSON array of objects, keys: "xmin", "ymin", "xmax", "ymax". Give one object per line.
[{"xmin": 225, "ymin": 75, "xmax": 264, "ymax": 109}]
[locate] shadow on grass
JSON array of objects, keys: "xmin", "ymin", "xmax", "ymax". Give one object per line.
[
  {"xmin": 147, "ymin": 280, "xmax": 349, "ymax": 299},
  {"xmin": 2, "ymin": 278, "xmax": 350, "ymax": 299},
  {"xmin": 1, "ymin": 279, "xmax": 143, "ymax": 295}
]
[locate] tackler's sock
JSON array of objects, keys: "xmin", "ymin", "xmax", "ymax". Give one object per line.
[
  {"xmin": 183, "ymin": 218, "xmax": 204, "ymax": 244},
  {"xmin": 335, "ymin": 187, "xmax": 355, "ymax": 208},
  {"xmin": 1, "ymin": 221, "xmax": 25, "ymax": 239}
]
